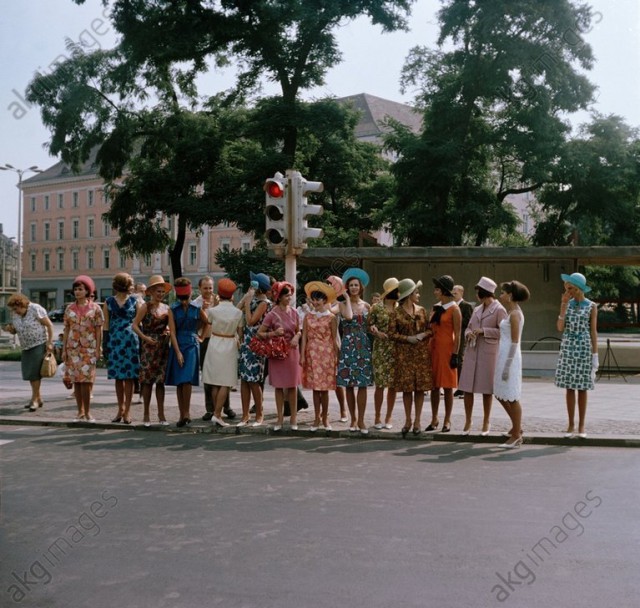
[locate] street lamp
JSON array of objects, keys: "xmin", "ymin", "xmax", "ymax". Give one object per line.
[{"xmin": 0, "ymin": 163, "xmax": 42, "ymax": 296}]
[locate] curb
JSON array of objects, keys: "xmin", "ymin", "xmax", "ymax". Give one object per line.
[{"xmin": 2, "ymin": 417, "xmax": 640, "ymax": 448}]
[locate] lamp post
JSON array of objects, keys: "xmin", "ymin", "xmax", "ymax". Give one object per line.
[{"xmin": 0, "ymin": 164, "xmax": 42, "ymax": 296}]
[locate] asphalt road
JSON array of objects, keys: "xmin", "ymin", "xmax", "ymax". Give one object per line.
[{"xmin": 1, "ymin": 425, "xmax": 639, "ymax": 608}]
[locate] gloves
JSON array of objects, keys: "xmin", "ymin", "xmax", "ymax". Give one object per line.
[
  {"xmin": 502, "ymin": 343, "xmax": 518, "ymax": 382},
  {"xmin": 591, "ymin": 353, "xmax": 599, "ymax": 381},
  {"xmin": 407, "ymin": 336, "xmax": 419, "ymax": 345},
  {"xmin": 449, "ymin": 353, "xmax": 459, "ymax": 369}
]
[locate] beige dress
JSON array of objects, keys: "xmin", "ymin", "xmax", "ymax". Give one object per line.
[{"xmin": 202, "ymin": 301, "xmax": 244, "ymax": 387}]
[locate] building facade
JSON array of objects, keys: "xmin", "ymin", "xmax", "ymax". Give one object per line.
[{"xmin": 0, "ymin": 223, "xmax": 19, "ymax": 322}]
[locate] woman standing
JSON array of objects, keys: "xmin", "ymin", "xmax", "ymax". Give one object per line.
[
  {"xmin": 237, "ymin": 271, "xmax": 272, "ymax": 426},
  {"xmin": 494, "ymin": 281, "xmax": 530, "ymax": 448},
  {"xmin": 103, "ymin": 272, "xmax": 140, "ymax": 424},
  {"xmin": 457, "ymin": 276, "xmax": 507, "ymax": 436},
  {"xmin": 258, "ymin": 281, "xmax": 301, "ymax": 431},
  {"xmin": 426, "ymin": 275, "xmax": 461, "ymax": 433},
  {"xmin": 300, "ymin": 281, "xmax": 339, "ymax": 431},
  {"xmin": 132, "ymin": 275, "xmax": 172, "ymax": 426},
  {"xmin": 62, "ymin": 275, "xmax": 104, "ymax": 422},
  {"xmin": 202, "ymin": 278, "xmax": 244, "ymax": 427},
  {"xmin": 337, "ymin": 268, "xmax": 373, "ymax": 434},
  {"xmin": 555, "ymin": 272, "xmax": 598, "ymax": 439},
  {"xmin": 368, "ymin": 277, "xmax": 400, "ymax": 430},
  {"xmin": 388, "ymin": 279, "xmax": 432, "ymax": 437},
  {"xmin": 166, "ymin": 277, "xmax": 208, "ymax": 427},
  {"xmin": 5, "ymin": 294, "xmax": 54, "ymax": 411}
]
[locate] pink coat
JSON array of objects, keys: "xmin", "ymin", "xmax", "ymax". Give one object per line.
[{"xmin": 457, "ymin": 299, "xmax": 507, "ymax": 395}]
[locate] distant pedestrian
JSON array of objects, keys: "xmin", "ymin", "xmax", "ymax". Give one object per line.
[
  {"xmin": 555, "ymin": 272, "xmax": 598, "ymax": 439},
  {"xmin": 389, "ymin": 279, "xmax": 432, "ymax": 437},
  {"xmin": 63, "ymin": 275, "xmax": 104, "ymax": 422},
  {"xmin": 457, "ymin": 276, "xmax": 507, "ymax": 436},
  {"xmin": 5, "ymin": 293, "xmax": 54, "ymax": 411},
  {"xmin": 300, "ymin": 281, "xmax": 339, "ymax": 431},
  {"xmin": 368, "ymin": 278, "xmax": 400, "ymax": 429},
  {"xmin": 426, "ymin": 275, "xmax": 461, "ymax": 433},
  {"xmin": 337, "ymin": 268, "xmax": 372, "ymax": 434},
  {"xmin": 202, "ymin": 278, "xmax": 244, "ymax": 428},
  {"xmin": 494, "ymin": 281, "xmax": 530, "ymax": 448},
  {"xmin": 132, "ymin": 275, "xmax": 172, "ymax": 426},
  {"xmin": 452, "ymin": 284, "xmax": 473, "ymax": 397},
  {"xmin": 166, "ymin": 277, "xmax": 209, "ymax": 427},
  {"xmin": 103, "ymin": 272, "xmax": 140, "ymax": 424}
]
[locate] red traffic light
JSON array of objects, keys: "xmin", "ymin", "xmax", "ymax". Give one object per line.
[{"xmin": 265, "ymin": 180, "xmax": 284, "ymax": 198}]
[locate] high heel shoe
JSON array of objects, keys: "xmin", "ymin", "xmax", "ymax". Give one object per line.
[
  {"xmin": 111, "ymin": 416, "xmax": 123, "ymax": 423},
  {"xmin": 211, "ymin": 416, "xmax": 229, "ymax": 427},
  {"xmin": 412, "ymin": 427, "xmax": 421, "ymax": 436},
  {"xmin": 461, "ymin": 425, "xmax": 472, "ymax": 436},
  {"xmin": 424, "ymin": 422, "xmax": 439, "ymax": 432},
  {"xmin": 480, "ymin": 424, "xmax": 491, "ymax": 437},
  {"xmin": 499, "ymin": 437, "xmax": 523, "ymax": 449},
  {"xmin": 401, "ymin": 426, "xmax": 410, "ymax": 438}
]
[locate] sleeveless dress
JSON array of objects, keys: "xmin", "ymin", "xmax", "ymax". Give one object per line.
[
  {"xmin": 202, "ymin": 301, "xmax": 244, "ymax": 387},
  {"xmin": 493, "ymin": 312, "xmax": 524, "ymax": 402},
  {"xmin": 555, "ymin": 299, "xmax": 596, "ymax": 391},
  {"xmin": 138, "ymin": 304, "xmax": 170, "ymax": 384},
  {"xmin": 430, "ymin": 304, "xmax": 458, "ymax": 389},
  {"xmin": 337, "ymin": 312, "xmax": 373, "ymax": 388},
  {"xmin": 63, "ymin": 302, "xmax": 104, "ymax": 383},
  {"xmin": 239, "ymin": 297, "xmax": 272, "ymax": 383},
  {"xmin": 105, "ymin": 295, "xmax": 140, "ymax": 381},
  {"xmin": 165, "ymin": 302, "xmax": 200, "ymax": 386},
  {"xmin": 302, "ymin": 311, "xmax": 337, "ymax": 391},
  {"xmin": 261, "ymin": 306, "xmax": 301, "ymax": 388},
  {"xmin": 367, "ymin": 303, "xmax": 396, "ymax": 388}
]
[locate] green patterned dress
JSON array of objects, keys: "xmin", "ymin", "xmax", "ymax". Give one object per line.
[{"xmin": 367, "ymin": 303, "xmax": 396, "ymax": 388}]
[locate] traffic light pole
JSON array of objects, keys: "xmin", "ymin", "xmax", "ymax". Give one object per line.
[{"xmin": 284, "ymin": 170, "xmax": 297, "ymax": 287}]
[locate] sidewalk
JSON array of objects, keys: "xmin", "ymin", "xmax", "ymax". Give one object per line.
[{"xmin": 1, "ymin": 361, "xmax": 639, "ymax": 447}]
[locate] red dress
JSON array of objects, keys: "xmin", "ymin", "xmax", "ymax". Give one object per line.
[{"xmin": 430, "ymin": 304, "xmax": 458, "ymax": 389}]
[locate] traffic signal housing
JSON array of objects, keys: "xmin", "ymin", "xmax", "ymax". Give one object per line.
[
  {"xmin": 291, "ymin": 173, "xmax": 324, "ymax": 249},
  {"xmin": 264, "ymin": 172, "xmax": 287, "ymax": 249}
]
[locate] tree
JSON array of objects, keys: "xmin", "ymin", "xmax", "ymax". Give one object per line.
[{"xmin": 383, "ymin": 0, "xmax": 596, "ymax": 245}]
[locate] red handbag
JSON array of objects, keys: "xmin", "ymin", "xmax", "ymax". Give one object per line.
[{"xmin": 248, "ymin": 335, "xmax": 290, "ymax": 360}]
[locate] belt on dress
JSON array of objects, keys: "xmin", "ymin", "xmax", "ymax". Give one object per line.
[{"xmin": 211, "ymin": 331, "xmax": 235, "ymax": 338}]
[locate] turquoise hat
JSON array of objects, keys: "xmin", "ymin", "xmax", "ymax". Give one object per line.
[
  {"xmin": 342, "ymin": 268, "xmax": 370, "ymax": 287},
  {"xmin": 561, "ymin": 272, "xmax": 591, "ymax": 293}
]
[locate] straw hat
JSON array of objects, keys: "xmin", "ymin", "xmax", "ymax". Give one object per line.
[
  {"xmin": 560, "ymin": 272, "xmax": 591, "ymax": 293},
  {"xmin": 146, "ymin": 275, "xmax": 172, "ymax": 295},
  {"xmin": 304, "ymin": 281, "xmax": 337, "ymax": 303},
  {"xmin": 380, "ymin": 277, "xmax": 400, "ymax": 300},
  {"xmin": 397, "ymin": 278, "xmax": 423, "ymax": 301}
]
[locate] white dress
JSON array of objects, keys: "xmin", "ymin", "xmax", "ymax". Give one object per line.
[
  {"xmin": 201, "ymin": 301, "xmax": 244, "ymax": 387},
  {"xmin": 493, "ymin": 311, "xmax": 524, "ymax": 402}
]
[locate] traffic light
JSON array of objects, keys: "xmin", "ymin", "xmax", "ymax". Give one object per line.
[
  {"xmin": 291, "ymin": 172, "xmax": 324, "ymax": 249},
  {"xmin": 264, "ymin": 171, "xmax": 287, "ymax": 248}
]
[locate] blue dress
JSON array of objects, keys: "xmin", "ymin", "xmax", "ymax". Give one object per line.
[
  {"xmin": 238, "ymin": 297, "xmax": 272, "ymax": 383},
  {"xmin": 337, "ymin": 313, "xmax": 373, "ymax": 387},
  {"xmin": 105, "ymin": 295, "xmax": 140, "ymax": 381},
  {"xmin": 165, "ymin": 302, "xmax": 200, "ymax": 386}
]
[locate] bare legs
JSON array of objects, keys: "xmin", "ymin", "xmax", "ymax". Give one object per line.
[
  {"xmin": 344, "ymin": 387, "xmax": 367, "ymax": 431},
  {"xmin": 73, "ymin": 383, "xmax": 92, "ymax": 419},
  {"xmin": 498, "ymin": 398, "xmax": 522, "ymax": 444},
  {"xmin": 29, "ymin": 379, "xmax": 43, "ymax": 407},
  {"xmin": 430, "ymin": 387, "xmax": 454, "ymax": 430},
  {"xmin": 274, "ymin": 387, "xmax": 297, "ymax": 427},
  {"xmin": 176, "ymin": 383, "xmax": 192, "ymax": 423},
  {"xmin": 114, "ymin": 378, "xmax": 135, "ymax": 422},
  {"xmin": 335, "ymin": 386, "xmax": 347, "ymax": 420},
  {"xmin": 374, "ymin": 387, "xmax": 397, "ymax": 427},
  {"xmin": 312, "ymin": 390, "xmax": 329, "ymax": 428},
  {"xmin": 142, "ymin": 382, "xmax": 166, "ymax": 423},
  {"xmin": 462, "ymin": 392, "xmax": 493, "ymax": 433},
  {"xmin": 565, "ymin": 389, "xmax": 587, "ymax": 435},
  {"xmin": 402, "ymin": 391, "xmax": 424, "ymax": 435},
  {"xmin": 241, "ymin": 380, "xmax": 263, "ymax": 424}
]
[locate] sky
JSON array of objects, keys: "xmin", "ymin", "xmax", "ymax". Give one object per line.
[{"xmin": 1, "ymin": 0, "xmax": 639, "ymax": 240}]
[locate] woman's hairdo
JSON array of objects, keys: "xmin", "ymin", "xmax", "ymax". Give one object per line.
[
  {"xmin": 174, "ymin": 277, "xmax": 191, "ymax": 287},
  {"xmin": 476, "ymin": 287, "xmax": 493, "ymax": 300},
  {"xmin": 310, "ymin": 290, "xmax": 327, "ymax": 301},
  {"xmin": 112, "ymin": 272, "xmax": 133, "ymax": 293},
  {"xmin": 502, "ymin": 280, "xmax": 530, "ymax": 303}
]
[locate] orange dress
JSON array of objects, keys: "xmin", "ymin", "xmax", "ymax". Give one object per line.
[
  {"xmin": 302, "ymin": 312, "xmax": 337, "ymax": 391},
  {"xmin": 430, "ymin": 304, "xmax": 458, "ymax": 389}
]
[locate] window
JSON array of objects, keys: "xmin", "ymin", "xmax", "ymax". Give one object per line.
[
  {"xmin": 189, "ymin": 244, "xmax": 197, "ymax": 266},
  {"xmin": 57, "ymin": 251, "xmax": 64, "ymax": 271},
  {"xmin": 241, "ymin": 240, "xmax": 251, "ymax": 252},
  {"xmin": 88, "ymin": 218, "xmax": 94, "ymax": 238},
  {"xmin": 87, "ymin": 250, "xmax": 94, "ymax": 270},
  {"xmin": 58, "ymin": 221, "xmax": 64, "ymax": 240},
  {"xmin": 73, "ymin": 192, "xmax": 79, "ymax": 208},
  {"xmin": 88, "ymin": 190, "xmax": 94, "ymax": 207},
  {"xmin": 30, "ymin": 223, "xmax": 36, "ymax": 242},
  {"xmin": 44, "ymin": 222, "xmax": 50, "ymax": 241},
  {"xmin": 44, "ymin": 252, "xmax": 50, "ymax": 272},
  {"xmin": 143, "ymin": 254, "xmax": 151, "ymax": 266},
  {"xmin": 44, "ymin": 195, "xmax": 49, "ymax": 211},
  {"xmin": 30, "ymin": 197, "xmax": 36, "ymax": 212},
  {"xmin": 103, "ymin": 249, "xmax": 110, "ymax": 269},
  {"xmin": 58, "ymin": 193, "xmax": 64, "ymax": 209},
  {"xmin": 72, "ymin": 250, "xmax": 79, "ymax": 271},
  {"xmin": 72, "ymin": 220, "xmax": 79, "ymax": 239},
  {"xmin": 119, "ymin": 252, "xmax": 127, "ymax": 268},
  {"xmin": 30, "ymin": 253, "xmax": 36, "ymax": 272},
  {"xmin": 522, "ymin": 213, "xmax": 530, "ymax": 235},
  {"xmin": 220, "ymin": 239, "xmax": 231, "ymax": 252},
  {"xmin": 103, "ymin": 221, "xmax": 110, "ymax": 237}
]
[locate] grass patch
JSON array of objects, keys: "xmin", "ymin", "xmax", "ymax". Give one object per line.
[{"xmin": 0, "ymin": 349, "xmax": 22, "ymax": 361}]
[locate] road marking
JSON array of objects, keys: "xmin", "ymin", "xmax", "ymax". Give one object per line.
[{"xmin": 0, "ymin": 440, "xmax": 15, "ymax": 446}]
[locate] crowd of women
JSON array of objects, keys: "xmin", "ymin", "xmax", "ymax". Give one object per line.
[{"xmin": 5, "ymin": 268, "xmax": 599, "ymax": 446}]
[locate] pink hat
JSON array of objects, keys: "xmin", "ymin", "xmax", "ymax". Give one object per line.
[
  {"xmin": 73, "ymin": 275, "xmax": 95, "ymax": 295},
  {"xmin": 271, "ymin": 281, "xmax": 294, "ymax": 303},
  {"xmin": 326, "ymin": 275, "xmax": 346, "ymax": 298}
]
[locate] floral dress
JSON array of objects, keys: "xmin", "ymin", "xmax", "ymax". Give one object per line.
[
  {"xmin": 105, "ymin": 295, "xmax": 140, "ymax": 381},
  {"xmin": 367, "ymin": 302, "xmax": 396, "ymax": 388},
  {"xmin": 239, "ymin": 297, "xmax": 272, "ymax": 383},
  {"xmin": 138, "ymin": 304, "xmax": 170, "ymax": 385},
  {"xmin": 337, "ymin": 312, "xmax": 373, "ymax": 388},
  {"xmin": 388, "ymin": 304, "xmax": 432, "ymax": 392},
  {"xmin": 63, "ymin": 302, "xmax": 104, "ymax": 383},
  {"xmin": 555, "ymin": 299, "xmax": 596, "ymax": 391},
  {"xmin": 302, "ymin": 311, "xmax": 337, "ymax": 391}
]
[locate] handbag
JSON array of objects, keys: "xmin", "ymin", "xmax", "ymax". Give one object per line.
[
  {"xmin": 40, "ymin": 352, "xmax": 58, "ymax": 378},
  {"xmin": 248, "ymin": 335, "xmax": 290, "ymax": 360}
]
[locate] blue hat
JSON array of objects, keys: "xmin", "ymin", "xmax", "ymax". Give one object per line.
[
  {"xmin": 250, "ymin": 271, "xmax": 271, "ymax": 292},
  {"xmin": 561, "ymin": 272, "xmax": 591, "ymax": 293},
  {"xmin": 342, "ymin": 268, "xmax": 370, "ymax": 287}
]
